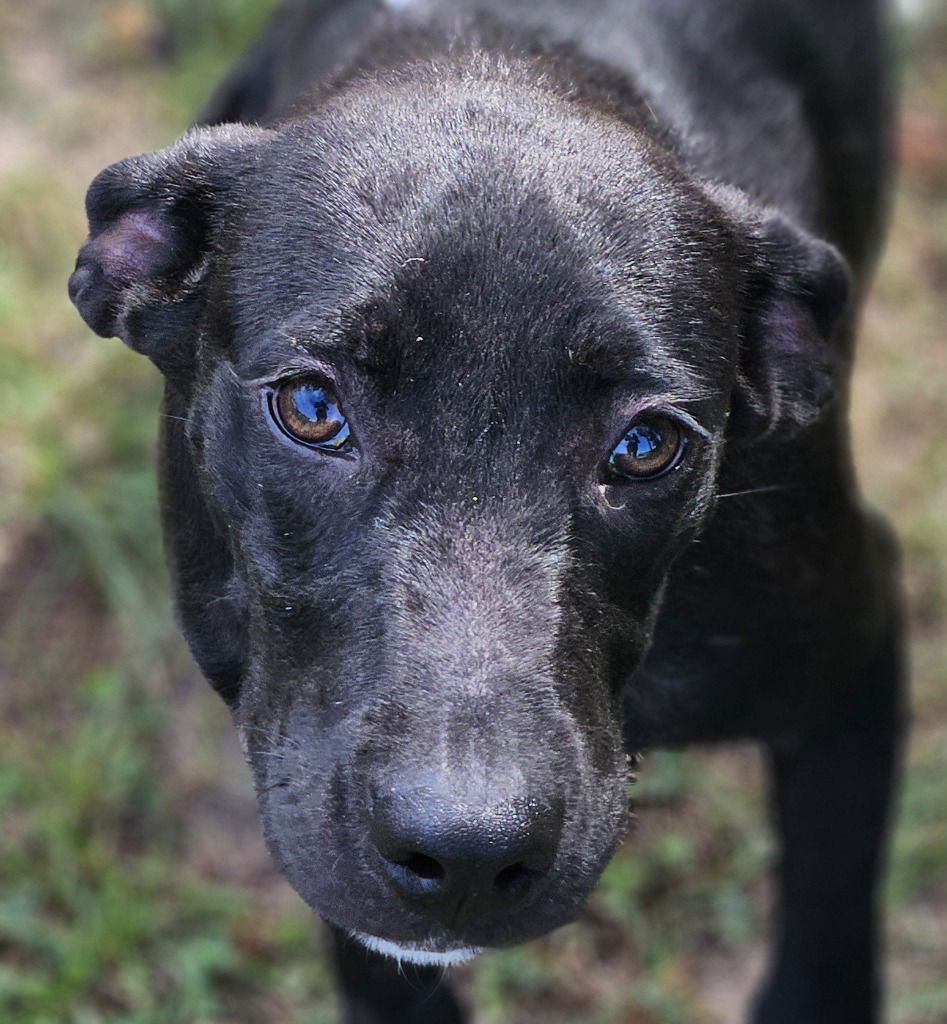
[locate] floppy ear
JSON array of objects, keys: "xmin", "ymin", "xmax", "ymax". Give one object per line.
[
  {"xmin": 68, "ymin": 124, "xmax": 270, "ymax": 374},
  {"xmin": 707, "ymin": 187, "xmax": 852, "ymax": 441}
]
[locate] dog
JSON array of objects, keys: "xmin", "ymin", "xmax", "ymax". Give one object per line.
[{"xmin": 69, "ymin": 0, "xmax": 904, "ymax": 1020}]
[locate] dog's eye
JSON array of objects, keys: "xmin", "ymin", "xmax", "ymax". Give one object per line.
[
  {"xmin": 270, "ymin": 378, "xmax": 351, "ymax": 451},
  {"xmin": 608, "ymin": 415, "xmax": 685, "ymax": 481}
]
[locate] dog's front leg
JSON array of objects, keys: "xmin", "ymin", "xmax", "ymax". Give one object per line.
[
  {"xmin": 753, "ymin": 625, "xmax": 905, "ymax": 1024},
  {"xmin": 328, "ymin": 927, "xmax": 465, "ymax": 1024}
]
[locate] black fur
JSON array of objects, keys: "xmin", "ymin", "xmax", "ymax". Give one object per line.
[{"xmin": 70, "ymin": 1, "xmax": 902, "ymax": 1021}]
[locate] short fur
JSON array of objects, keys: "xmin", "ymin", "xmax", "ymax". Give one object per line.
[{"xmin": 70, "ymin": 1, "xmax": 902, "ymax": 1021}]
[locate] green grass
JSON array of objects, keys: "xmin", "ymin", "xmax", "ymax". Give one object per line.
[
  {"xmin": 0, "ymin": 669, "xmax": 335, "ymax": 1024},
  {"xmin": 1, "ymin": 2, "xmax": 946, "ymax": 1022}
]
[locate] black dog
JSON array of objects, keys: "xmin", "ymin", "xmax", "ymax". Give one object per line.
[{"xmin": 69, "ymin": 0, "xmax": 904, "ymax": 1020}]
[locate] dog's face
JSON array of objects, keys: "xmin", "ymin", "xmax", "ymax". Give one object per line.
[{"xmin": 70, "ymin": 61, "xmax": 847, "ymax": 961}]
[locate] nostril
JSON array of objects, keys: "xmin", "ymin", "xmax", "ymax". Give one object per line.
[
  {"xmin": 494, "ymin": 861, "xmax": 534, "ymax": 895},
  {"xmin": 398, "ymin": 852, "xmax": 445, "ymax": 882},
  {"xmin": 380, "ymin": 849, "xmax": 448, "ymax": 896}
]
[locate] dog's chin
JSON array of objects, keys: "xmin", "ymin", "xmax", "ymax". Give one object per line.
[{"xmin": 352, "ymin": 932, "xmax": 483, "ymax": 967}]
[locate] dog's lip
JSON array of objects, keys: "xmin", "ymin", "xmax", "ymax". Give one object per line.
[{"xmin": 351, "ymin": 931, "xmax": 482, "ymax": 967}]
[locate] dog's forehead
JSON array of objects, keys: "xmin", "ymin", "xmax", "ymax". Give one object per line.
[{"xmin": 227, "ymin": 76, "xmax": 740, "ymax": 395}]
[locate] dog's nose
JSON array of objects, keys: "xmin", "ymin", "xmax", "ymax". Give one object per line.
[{"xmin": 370, "ymin": 786, "xmax": 562, "ymax": 920}]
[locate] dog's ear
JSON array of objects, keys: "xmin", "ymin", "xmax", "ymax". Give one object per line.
[
  {"xmin": 707, "ymin": 186, "xmax": 852, "ymax": 441},
  {"xmin": 69, "ymin": 124, "xmax": 270, "ymax": 374}
]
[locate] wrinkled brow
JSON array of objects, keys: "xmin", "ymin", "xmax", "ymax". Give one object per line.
[
  {"xmin": 234, "ymin": 325, "xmax": 349, "ymax": 383},
  {"xmin": 233, "ymin": 298, "xmax": 401, "ymax": 382},
  {"xmin": 562, "ymin": 326, "xmax": 719, "ymax": 405}
]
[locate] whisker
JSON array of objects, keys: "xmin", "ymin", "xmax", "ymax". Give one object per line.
[{"xmin": 716, "ymin": 484, "xmax": 795, "ymax": 500}]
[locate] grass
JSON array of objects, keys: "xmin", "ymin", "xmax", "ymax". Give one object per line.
[
  {"xmin": 0, "ymin": 673, "xmax": 335, "ymax": 1024},
  {"xmin": 1, "ymin": 2, "xmax": 945, "ymax": 1022}
]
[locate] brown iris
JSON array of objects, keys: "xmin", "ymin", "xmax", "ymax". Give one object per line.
[
  {"xmin": 608, "ymin": 415, "xmax": 684, "ymax": 480},
  {"xmin": 271, "ymin": 378, "xmax": 351, "ymax": 451}
]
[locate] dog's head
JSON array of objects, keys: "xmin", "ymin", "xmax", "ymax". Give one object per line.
[{"xmin": 69, "ymin": 55, "xmax": 847, "ymax": 962}]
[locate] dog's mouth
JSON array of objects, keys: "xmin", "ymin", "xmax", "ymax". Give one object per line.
[{"xmin": 352, "ymin": 932, "xmax": 483, "ymax": 967}]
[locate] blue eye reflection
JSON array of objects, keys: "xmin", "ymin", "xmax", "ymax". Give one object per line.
[
  {"xmin": 294, "ymin": 386, "xmax": 330, "ymax": 421},
  {"xmin": 615, "ymin": 424, "xmax": 663, "ymax": 460},
  {"xmin": 272, "ymin": 380, "xmax": 352, "ymax": 452},
  {"xmin": 608, "ymin": 416, "xmax": 684, "ymax": 481}
]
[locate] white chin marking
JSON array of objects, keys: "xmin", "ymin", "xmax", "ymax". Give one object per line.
[{"xmin": 352, "ymin": 933, "xmax": 482, "ymax": 967}]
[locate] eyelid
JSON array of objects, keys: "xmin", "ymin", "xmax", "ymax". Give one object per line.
[
  {"xmin": 650, "ymin": 408, "xmax": 710, "ymax": 440},
  {"xmin": 616, "ymin": 403, "xmax": 711, "ymax": 441},
  {"xmin": 239, "ymin": 351, "xmax": 341, "ymax": 388},
  {"xmin": 254, "ymin": 369, "xmax": 337, "ymax": 392},
  {"xmin": 608, "ymin": 385, "xmax": 708, "ymax": 426}
]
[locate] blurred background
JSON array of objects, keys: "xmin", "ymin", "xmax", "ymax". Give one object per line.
[{"xmin": 0, "ymin": 1, "xmax": 945, "ymax": 1021}]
